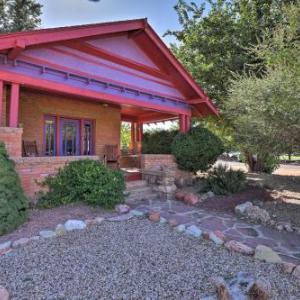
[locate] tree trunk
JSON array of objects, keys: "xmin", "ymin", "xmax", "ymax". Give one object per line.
[{"xmin": 245, "ymin": 152, "xmax": 265, "ymax": 172}]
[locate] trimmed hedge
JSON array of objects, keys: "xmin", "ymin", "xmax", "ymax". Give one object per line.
[
  {"xmin": 0, "ymin": 142, "xmax": 28, "ymax": 236},
  {"xmin": 142, "ymin": 129, "xmax": 178, "ymax": 154},
  {"xmin": 171, "ymin": 126, "xmax": 224, "ymax": 173},
  {"xmin": 38, "ymin": 159, "xmax": 126, "ymax": 209}
]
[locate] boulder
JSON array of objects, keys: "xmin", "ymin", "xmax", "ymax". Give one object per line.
[
  {"xmin": 292, "ymin": 265, "xmax": 300, "ymax": 282},
  {"xmin": 235, "ymin": 202, "xmax": 253, "ymax": 215},
  {"xmin": 64, "ymin": 220, "xmax": 86, "ymax": 231},
  {"xmin": 211, "ymin": 276, "xmax": 231, "ymax": 300},
  {"xmin": 0, "ymin": 286, "xmax": 9, "ymax": 300},
  {"xmin": 225, "ymin": 240, "xmax": 254, "ymax": 255},
  {"xmin": 280, "ymin": 262, "xmax": 296, "ymax": 274},
  {"xmin": 0, "ymin": 241, "xmax": 11, "ymax": 251},
  {"xmin": 130, "ymin": 210, "xmax": 145, "ymax": 217},
  {"xmin": 168, "ymin": 218, "xmax": 178, "ymax": 227},
  {"xmin": 209, "ymin": 231, "xmax": 225, "ymax": 245},
  {"xmin": 183, "ymin": 193, "xmax": 199, "ymax": 205},
  {"xmin": 175, "ymin": 191, "xmax": 186, "ymax": 201},
  {"xmin": 176, "ymin": 224, "xmax": 186, "ymax": 233},
  {"xmin": 39, "ymin": 230, "xmax": 56, "ymax": 239},
  {"xmin": 55, "ymin": 224, "xmax": 67, "ymax": 236},
  {"xmin": 148, "ymin": 211, "xmax": 160, "ymax": 222},
  {"xmin": 245, "ymin": 206, "xmax": 271, "ymax": 224},
  {"xmin": 254, "ymin": 245, "xmax": 282, "ymax": 263},
  {"xmin": 159, "ymin": 217, "xmax": 167, "ymax": 224},
  {"xmin": 115, "ymin": 204, "xmax": 131, "ymax": 214},
  {"xmin": 247, "ymin": 278, "xmax": 272, "ymax": 300},
  {"xmin": 185, "ymin": 225, "xmax": 202, "ymax": 238},
  {"xmin": 12, "ymin": 237, "xmax": 30, "ymax": 248}
]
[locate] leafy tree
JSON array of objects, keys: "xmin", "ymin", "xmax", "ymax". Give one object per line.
[
  {"xmin": 167, "ymin": 0, "xmax": 295, "ymax": 106},
  {"xmin": 0, "ymin": 0, "xmax": 42, "ymax": 33},
  {"xmin": 121, "ymin": 122, "xmax": 131, "ymax": 151},
  {"xmin": 224, "ymin": 2, "xmax": 300, "ymax": 172}
]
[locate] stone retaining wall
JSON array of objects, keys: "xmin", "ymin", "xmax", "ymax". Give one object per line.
[{"xmin": 15, "ymin": 156, "xmax": 100, "ymax": 200}]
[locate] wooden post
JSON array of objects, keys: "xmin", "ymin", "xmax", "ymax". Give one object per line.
[
  {"xmin": 129, "ymin": 121, "xmax": 135, "ymax": 152},
  {"xmin": 9, "ymin": 83, "xmax": 20, "ymax": 127},
  {"xmin": 0, "ymin": 81, "xmax": 3, "ymax": 126}
]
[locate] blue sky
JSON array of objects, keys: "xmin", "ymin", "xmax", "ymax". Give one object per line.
[{"xmin": 38, "ymin": 0, "xmax": 204, "ymax": 44}]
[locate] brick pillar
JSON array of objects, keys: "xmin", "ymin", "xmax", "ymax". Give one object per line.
[
  {"xmin": 9, "ymin": 83, "xmax": 20, "ymax": 127},
  {"xmin": 0, "ymin": 80, "xmax": 3, "ymax": 126}
]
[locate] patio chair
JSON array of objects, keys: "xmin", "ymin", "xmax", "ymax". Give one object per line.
[
  {"xmin": 22, "ymin": 140, "xmax": 39, "ymax": 157},
  {"xmin": 103, "ymin": 144, "xmax": 120, "ymax": 168}
]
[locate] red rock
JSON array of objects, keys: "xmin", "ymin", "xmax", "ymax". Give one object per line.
[
  {"xmin": 183, "ymin": 193, "xmax": 199, "ymax": 205},
  {"xmin": 202, "ymin": 232, "xmax": 210, "ymax": 240},
  {"xmin": 214, "ymin": 230, "xmax": 226, "ymax": 241},
  {"xmin": 248, "ymin": 278, "xmax": 272, "ymax": 300},
  {"xmin": 175, "ymin": 191, "xmax": 186, "ymax": 201},
  {"xmin": 281, "ymin": 262, "xmax": 296, "ymax": 274},
  {"xmin": 149, "ymin": 212, "xmax": 160, "ymax": 222},
  {"xmin": 224, "ymin": 240, "xmax": 254, "ymax": 255}
]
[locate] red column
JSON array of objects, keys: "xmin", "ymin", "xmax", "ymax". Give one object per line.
[
  {"xmin": 129, "ymin": 122, "xmax": 135, "ymax": 152},
  {"xmin": 179, "ymin": 114, "xmax": 186, "ymax": 133},
  {"xmin": 9, "ymin": 83, "xmax": 20, "ymax": 127},
  {"xmin": 138, "ymin": 122, "xmax": 143, "ymax": 142},
  {"xmin": 185, "ymin": 115, "xmax": 191, "ymax": 132},
  {"xmin": 0, "ymin": 81, "xmax": 3, "ymax": 127}
]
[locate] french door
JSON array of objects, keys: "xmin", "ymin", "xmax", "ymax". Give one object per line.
[{"xmin": 60, "ymin": 118, "xmax": 80, "ymax": 156}]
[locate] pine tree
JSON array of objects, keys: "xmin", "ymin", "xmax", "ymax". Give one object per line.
[{"xmin": 0, "ymin": 0, "xmax": 42, "ymax": 33}]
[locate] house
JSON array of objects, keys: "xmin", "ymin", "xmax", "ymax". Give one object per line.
[{"xmin": 0, "ymin": 19, "xmax": 218, "ymax": 198}]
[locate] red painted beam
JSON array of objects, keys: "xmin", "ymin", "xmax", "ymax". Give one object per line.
[
  {"xmin": 188, "ymin": 99, "xmax": 206, "ymax": 104},
  {"xmin": 0, "ymin": 80, "xmax": 3, "ymax": 126},
  {"xmin": 8, "ymin": 40, "xmax": 26, "ymax": 60},
  {"xmin": 0, "ymin": 70, "xmax": 191, "ymax": 116},
  {"xmin": 64, "ymin": 40, "xmax": 170, "ymax": 81},
  {"xmin": 9, "ymin": 83, "xmax": 20, "ymax": 127},
  {"xmin": 0, "ymin": 19, "xmax": 146, "ymax": 51}
]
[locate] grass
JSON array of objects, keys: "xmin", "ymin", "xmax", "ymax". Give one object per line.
[{"xmin": 280, "ymin": 155, "xmax": 300, "ymax": 161}]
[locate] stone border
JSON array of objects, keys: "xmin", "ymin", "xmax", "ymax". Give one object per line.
[{"xmin": 0, "ymin": 207, "xmax": 299, "ymax": 298}]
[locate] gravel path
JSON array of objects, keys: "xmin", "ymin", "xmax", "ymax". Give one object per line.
[{"xmin": 0, "ymin": 219, "xmax": 299, "ymax": 299}]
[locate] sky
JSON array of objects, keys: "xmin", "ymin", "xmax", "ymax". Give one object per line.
[{"xmin": 38, "ymin": 0, "xmax": 204, "ymax": 44}]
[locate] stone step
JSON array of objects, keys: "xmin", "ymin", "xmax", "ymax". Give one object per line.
[
  {"xmin": 126, "ymin": 180, "xmax": 148, "ymax": 190},
  {"xmin": 126, "ymin": 186, "xmax": 153, "ymax": 197},
  {"xmin": 126, "ymin": 192, "xmax": 158, "ymax": 204}
]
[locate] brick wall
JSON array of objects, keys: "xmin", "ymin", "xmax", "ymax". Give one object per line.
[
  {"xmin": 0, "ymin": 127, "xmax": 23, "ymax": 158},
  {"xmin": 15, "ymin": 156, "xmax": 100, "ymax": 200},
  {"xmin": 19, "ymin": 89, "xmax": 121, "ymax": 157}
]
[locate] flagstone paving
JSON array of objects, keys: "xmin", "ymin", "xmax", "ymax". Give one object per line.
[{"xmin": 133, "ymin": 199, "xmax": 300, "ymax": 264}]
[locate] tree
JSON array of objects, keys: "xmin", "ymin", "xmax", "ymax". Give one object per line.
[
  {"xmin": 120, "ymin": 123, "xmax": 131, "ymax": 152},
  {"xmin": 224, "ymin": 2, "xmax": 300, "ymax": 172},
  {"xmin": 0, "ymin": 0, "xmax": 42, "ymax": 33},
  {"xmin": 166, "ymin": 0, "xmax": 295, "ymax": 106}
]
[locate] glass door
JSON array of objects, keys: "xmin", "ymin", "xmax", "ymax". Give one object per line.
[{"xmin": 60, "ymin": 118, "xmax": 80, "ymax": 156}]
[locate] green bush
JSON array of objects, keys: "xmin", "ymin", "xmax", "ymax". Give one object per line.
[
  {"xmin": 260, "ymin": 154, "xmax": 280, "ymax": 174},
  {"xmin": 0, "ymin": 142, "xmax": 28, "ymax": 235},
  {"xmin": 38, "ymin": 159, "xmax": 126, "ymax": 209},
  {"xmin": 171, "ymin": 126, "xmax": 224, "ymax": 173},
  {"xmin": 206, "ymin": 164, "xmax": 246, "ymax": 195},
  {"xmin": 142, "ymin": 129, "xmax": 178, "ymax": 154}
]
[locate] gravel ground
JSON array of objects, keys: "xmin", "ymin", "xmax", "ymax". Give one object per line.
[{"xmin": 0, "ymin": 219, "xmax": 299, "ymax": 300}]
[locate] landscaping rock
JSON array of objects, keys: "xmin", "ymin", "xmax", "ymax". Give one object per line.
[
  {"xmin": 148, "ymin": 211, "xmax": 160, "ymax": 222},
  {"xmin": 107, "ymin": 213, "xmax": 133, "ymax": 222},
  {"xmin": 225, "ymin": 240, "xmax": 254, "ymax": 255},
  {"xmin": 235, "ymin": 201, "xmax": 253, "ymax": 215},
  {"xmin": 254, "ymin": 245, "xmax": 282, "ymax": 263},
  {"xmin": 176, "ymin": 224, "xmax": 186, "ymax": 233},
  {"xmin": 64, "ymin": 220, "xmax": 86, "ymax": 231},
  {"xmin": 94, "ymin": 217, "xmax": 105, "ymax": 224},
  {"xmin": 0, "ymin": 286, "xmax": 9, "ymax": 300},
  {"xmin": 0, "ymin": 241, "xmax": 11, "ymax": 251},
  {"xmin": 206, "ymin": 191, "xmax": 215, "ymax": 198},
  {"xmin": 280, "ymin": 262, "xmax": 296, "ymax": 274},
  {"xmin": 245, "ymin": 206, "xmax": 271, "ymax": 224},
  {"xmin": 130, "ymin": 210, "xmax": 145, "ymax": 217},
  {"xmin": 185, "ymin": 225, "xmax": 202, "ymax": 238},
  {"xmin": 168, "ymin": 218, "xmax": 178, "ymax": 227},
  {"xmin": 247, "ymin": 278, "xmax": 272, "ymax": 300},
  {"xmin": 55, "ymin": 224, "xmax": 67, "ymax": 236},
  {"xmin": 159, "ymin": 217, "xmax": 167, "ymax": 224},
  {"xmin": 209, "ymin": 231, "xmax": 225, "ymax": 245},
  {"xmin": 292, "ymin": 265, "xmax": 300, "ymax": 282},
  {"xmin": 12, "ymin": 238, "xmax": 30, "ymax": 249},
  {"xmin": 211, "ymin": 276, "xmax": 231, "ymax": 300},
  {"xmin": 175, "ymin": 191, "xmax": 186, "ymax": 201},
  {"xmin": 115, "ymin": 204, "xmax": 131, "ymax": 214},
  {"xmin": 30, "ymin": 236, "xmax": 40, "ymax": 241},
  {"xmin": 183, "ymin": 193, "xmax": 199, "ymax": 205},
  {"xmin": 39, "ymin": 230, "xmax": 56, "ymax": 239}
]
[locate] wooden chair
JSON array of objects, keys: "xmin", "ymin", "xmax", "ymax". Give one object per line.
[
  {"xmin": 103, "ymin": 144, "xmax": 120, "ymax": 168},
  {"xmin": 22, "ymin": 140, "xmax": 39, "ymax": 157}
]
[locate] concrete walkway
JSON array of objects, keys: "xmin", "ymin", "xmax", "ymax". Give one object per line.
[{"xmin": 133, "ymin": 199, "xmax": 300, "ymax": 264}]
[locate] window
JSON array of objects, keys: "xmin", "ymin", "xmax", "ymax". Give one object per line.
[
  {"xmin": 83, "ymin": 120, "xmax": 93, "ymax": 155},
  {"xmin": 44, "ymin": 116, "xmax": 56, "ymax": 156}
]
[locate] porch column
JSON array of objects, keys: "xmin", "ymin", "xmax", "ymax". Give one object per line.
[
  {"xmin": 129, "ymin": 122, "xmax": 135, "ymax": 152},
  {"xmin": 9, "ymin": 83, "xmax": 20, "ymax": 128},
  {"xmin": 185, "ymin": 115, "xmax": 191, "ymax": 132},
  {"xmin": 0, "ymin": 80, "xmax": 3, "ymax": 126},
  {"xmin": 138, "ymin": 122, "xmax": 143, "ymax": 143},
  {"xmin": 179, "ymin": 114, "xmax": 186, "ymax": 133}
]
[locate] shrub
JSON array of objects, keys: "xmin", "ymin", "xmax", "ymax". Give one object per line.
[
  {"xmin": 38, "ymin": 159, "xmax": 126, "ymax": 209},
  {"xmin": 171, "ymin": 126, "xmax": 224, "ymax": 173},
  {"xmin": 0, "ymin": 142, "xmax": 28, "ymax": 235},
  {"xmin": 142, "ymin": 129, "xmax": 178, "ymax": 154},
  {"xmin": 206, "ymin": 164, "xmax": 246, "ymax": 195}
]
